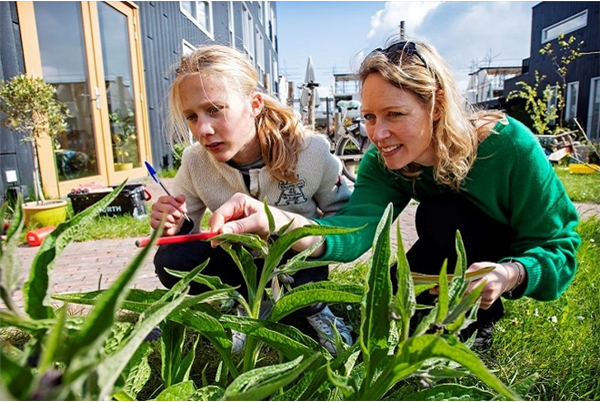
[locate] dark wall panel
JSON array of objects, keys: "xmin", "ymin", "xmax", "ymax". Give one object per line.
[{"xmin": 0, "ymin": 2, "xmax": 33, "ymax": 202}]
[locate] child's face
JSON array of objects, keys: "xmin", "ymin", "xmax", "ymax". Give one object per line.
[{"xmin": 179, "ymin": 74, "xmax": 263, "ymax": 165}]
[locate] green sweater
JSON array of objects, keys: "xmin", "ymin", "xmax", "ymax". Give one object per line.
[{"xmin": 316, "ymin": 116, "xmax": 581, "ymax": 301}]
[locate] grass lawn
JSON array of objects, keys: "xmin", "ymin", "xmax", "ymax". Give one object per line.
[{"xmin": 553, "ymin": 164, "xmax": 600, "ymax": 203}]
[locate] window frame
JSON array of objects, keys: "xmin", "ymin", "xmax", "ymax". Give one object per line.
[
  {"xmin": 565, "ymin": 81, "xmax": 579, "ymax": 121},
  {"xmin": 542, "ymin": 9, "xmax": 587, "ymax": 43},
  {"xmin": 180, "ymin": 1, "xmax": 214, "ymax": 39}
]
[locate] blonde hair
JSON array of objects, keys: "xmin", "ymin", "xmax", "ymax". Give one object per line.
[
  {"xmin": 168, "ymin": 45, "xmax": 306, "ymax": 183},
  {"xmin": 359, "ymin": 39, "xmax": 505, "ymax": 190}
]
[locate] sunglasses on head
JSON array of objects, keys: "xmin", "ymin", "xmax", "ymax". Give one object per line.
[
  {"xmin": 372, "ymin": 41, "xmax": 429, "ymax": 68},
  {"xmin": 369, "ymin": 41, "xmax": 441, "ymax": 87}
]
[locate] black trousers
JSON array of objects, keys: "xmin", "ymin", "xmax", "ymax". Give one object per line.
[
  {"xmin": 154, "ymin": 241, "xmax": 328, "ymax": 317},
  {"xmin": 394, "ymin": 193, "xmax": 516, "ymax": 330}
]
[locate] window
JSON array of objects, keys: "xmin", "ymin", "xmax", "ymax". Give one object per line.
[
  {"xmin": 228, "ymin": 1, "xmax": 235, "ymax": 47},
  {"xmin": 589, "ymin": 77, "xmax": 600, "ymax": 140},
  {"xmin": 242, "ymin": 5, "xmax": 254, "ymax": 62},
  {"xmin": 547, "ymin": 85, "xmax": 558, "ymax": 125},
  {"xmin": 257, "ymin": 1, "xmax": 263, "ymax": 24},
  {"xmin": 180, "ymin": 1, "xmax": 213, "ymax": 38},
  {"xmin": 256, "ymin": 28, "xmax": 264, "ymax": 83},
  {"xmin": 565, "ymin": 82, "xmax": 579, "ymax": 121},
  {"xmin": 182, "ymin": 39, "xmax": 196, "ymax": 56},
  {"xmin": 542, "ymin": 10, "xmax": 587, "ymax": 43}
]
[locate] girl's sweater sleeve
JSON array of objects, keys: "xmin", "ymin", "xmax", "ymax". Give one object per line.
[
  {"xmin": 309, "ymin": 135, "xmax": 352, "ymax": 216},
  {"xmin": 315, "ymin": 147, "xmax": 411, "ymax": 262}
]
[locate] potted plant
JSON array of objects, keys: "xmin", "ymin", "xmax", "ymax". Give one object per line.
[
  {"xmin": 0, "ymin": 73, "xmax": 70, "ymax": 226},
  {"xmin": 109, "ymin": 109, "xmax": 136, "ymax": 171}
]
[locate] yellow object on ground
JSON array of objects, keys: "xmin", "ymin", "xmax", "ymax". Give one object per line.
[{"xmin": 568, "ymin": 163, "xmax": 600, "ymax": 174}]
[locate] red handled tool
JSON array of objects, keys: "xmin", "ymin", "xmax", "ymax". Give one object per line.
[{"xmin": 135, "ymin": 231, "xmax": 218, "ymax": 247}]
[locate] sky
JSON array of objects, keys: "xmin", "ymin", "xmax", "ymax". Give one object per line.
[{"xmin": 276, "ymin": 1, "xmax": 539, "ymax": 97}]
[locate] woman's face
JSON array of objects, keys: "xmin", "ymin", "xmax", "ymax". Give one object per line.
[
  {"xmin": 179, "ymin": 74, "xmax": 263, "ymax": 164},
  {"xmin": 361, "ymin": 73, "xmax": 436, "ymax": 169}
]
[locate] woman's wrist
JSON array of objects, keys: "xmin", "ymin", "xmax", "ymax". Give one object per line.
[{"xmin": 504, "ymin": 261, "xmax": 526, "ymax": 296}]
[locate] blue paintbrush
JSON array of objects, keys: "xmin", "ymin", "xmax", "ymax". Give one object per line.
[{"xmin": 144, "ymin": 161, "xmax": 190, "ymax": 222}]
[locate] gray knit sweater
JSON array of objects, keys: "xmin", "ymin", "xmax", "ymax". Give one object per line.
[{"xmin": 173, "ymin": 133, "xmax": 352, "ymax": 232}]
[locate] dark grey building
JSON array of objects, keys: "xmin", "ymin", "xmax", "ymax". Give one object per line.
[
  {"xmin": 1, "ymin": 1, "xmax": 278, "ymax": 202},
  {"xmin": 504, "ymin": 1, "xmax": 600, "ymax": 139}
]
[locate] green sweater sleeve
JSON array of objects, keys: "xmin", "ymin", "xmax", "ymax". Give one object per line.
[
  {"xmin": 463, "ymin": 117, "xmax": 581, "ymax": 301},
  {"xmin": 315, "ymin": 147, "xmax": 411, "ymax": 262}
]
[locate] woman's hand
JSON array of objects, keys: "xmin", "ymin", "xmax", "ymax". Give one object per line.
[
  {"xmin": 209, "ymin": 193, "xmax": 271, "ymax": 237},
  {"xmin": 465, "ymin": 262, "xmax": 525, "ymax": 309},
  {"xmin": 150, "ymin": 194, "xmax": 188, "ymax": 236}
]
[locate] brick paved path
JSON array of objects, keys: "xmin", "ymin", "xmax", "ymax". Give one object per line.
[{"xmin": 6, "ymin": 175, "xmax": 599, "ymax": 313}]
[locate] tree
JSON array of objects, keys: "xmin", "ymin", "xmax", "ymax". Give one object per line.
[
  {"xmin": 507, "ymin": 34, "xmax": 583, "ymax": 134},
  {"xmin": 0, "ymin": 74, "xmax": 69, "ymax": 204}
]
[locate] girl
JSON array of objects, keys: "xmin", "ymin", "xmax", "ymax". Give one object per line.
[{"xmin": 151, "ymin": 45, "xmax": 353, "ymax": 355}]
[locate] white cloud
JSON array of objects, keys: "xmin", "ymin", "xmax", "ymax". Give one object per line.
[
  {"xmin": 367, "ymin": 2, "xmax": 442, "ymax": 41},
  {"xmin": 365, "ymin": 1, "xmax": 535, "ymax": 92}
]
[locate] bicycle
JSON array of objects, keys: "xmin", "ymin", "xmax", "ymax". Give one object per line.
[{"xmin": 332, "ymin": 100, "xmax": 370, "ymax": 182}]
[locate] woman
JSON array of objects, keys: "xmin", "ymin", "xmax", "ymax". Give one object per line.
[
  {"xmin": 151, "ymin": 45, "xmax": 353, "ymax": 355},
  {"xmin": 209, "ymin": 40, "xmax": 581, "ymax": 350}
]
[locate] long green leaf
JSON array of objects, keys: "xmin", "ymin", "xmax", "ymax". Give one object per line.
[
  {"xmin": 0, "ymin": 198, "xmax": 25, "ymax": 312},
  {"xmin": 65, "ymin": 217, "xmax": 158, "ymax": 362},
  {"xmin": 155, "ymin": 380, "xmax": 196, "ymax": 401},
  {"xmin": 366, "ymin": 335, "xmax": 520, "ymax": 401},
  {"xmin": 360, "ymin": 203, "xmax": 393, "ymax": 385},
  {"xmin": 219, "ymin": 315, "xmax": 323, "ymax": 360},
  {"xmin": 392, "ymin": 219, "xmax": 415, "ymax": 342},
  {"xmin": 23, "ymin": 181, "xmax": 127, "ymax": 319},
  {"xmin": 264, "ymin": 224, "xmax": 364, "ymax": 280},
  {"xmin": 223, "ymin": 354, "xmax": 319, "ymax": 401},
  {"xmin": 95, "ymin": 290, "xmax": 190, "ymax": 400},
  {"xmin": 0, "ymin": 348, "xmax": 34, "ymax": 400},
  {"xmin": 161, "ymin": 320, "xmax": 186, "ymax": 388},
  {"xmin": 270, "ymin": 282, "xmax": 363, "ymax": 322},
  {"xmin": 38, "ymin": 305, "xmax": 67, "ymax": 372}
]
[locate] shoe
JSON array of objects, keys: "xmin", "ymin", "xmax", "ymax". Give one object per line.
[
  {"xmin": 231, "ymin": 306, "xmax": 247, "ymax": 354},
  {"xmin": 306, "ymin": 306, "xmax": 353, "ymax": 356},
  {"xmin": 460, "ymin": 321, "xmax": 494, "ymax": 354}
]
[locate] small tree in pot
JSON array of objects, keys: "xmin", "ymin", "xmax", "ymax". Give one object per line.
[
  {"xmin": 0, "ymin": 74, "xmax": 69, "ymax": 226},
  {"xmin": 0, "ymin": 74, "xmax": 69, "ymax": 204}
]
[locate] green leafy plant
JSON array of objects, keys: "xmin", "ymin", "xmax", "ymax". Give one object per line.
[
  {"xmin": 52, "ymin": 202, "xmax": 529, "ymax": 400},
  {"xmin": 0, "ymin": 74, "xmax": 69, "ymax": 204},
  {"xmin": 507, "ymin": 34, "xmax": 585, "ymax": 135},
  {"xmin": 0, "ymin": 182, "xmax": 193, "ymax": 399}
]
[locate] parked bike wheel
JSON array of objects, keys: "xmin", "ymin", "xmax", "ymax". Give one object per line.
[{"xmin": 335, "ymin": 136, "xmax": 368, "ymax": 182}]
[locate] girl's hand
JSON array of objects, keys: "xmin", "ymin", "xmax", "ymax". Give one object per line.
[
  {"xmin": 464, "ymin": 262, "xmax": 525, "ymax": 309},
  {"xmin": 150, "ymin": 194, "xmax": 188, "ymax": 236}
]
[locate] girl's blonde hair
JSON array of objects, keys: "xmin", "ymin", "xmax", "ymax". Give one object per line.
[
  {"xmin": 358, "ymin": 39, "xmax": 505, "ymax": 190},
  {"xmin": 169, "ymin": 45, "xmax": 306, "ymax": 183}
]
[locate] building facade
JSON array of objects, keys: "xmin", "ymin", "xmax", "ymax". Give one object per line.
[
  {"xmin": 503, "ymin": 1, "xmax": 600, "ymax": 139},
  {"xmin": 0, "ymin": 1, "xmax": 278, "ymax": 202}
]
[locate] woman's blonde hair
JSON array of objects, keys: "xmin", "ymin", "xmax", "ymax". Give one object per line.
[
  {"xmin": 168, "ymin": 44, "xmax": 306, "ymax": 183},
  {"xmin": 358, "ymin": 39, "xmax": 505, "ymax": 190}
]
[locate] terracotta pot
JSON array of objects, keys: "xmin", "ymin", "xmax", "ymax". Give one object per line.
[{"xmin": 22, "ymin": 199, "xmax": 68, "ymax": 227}]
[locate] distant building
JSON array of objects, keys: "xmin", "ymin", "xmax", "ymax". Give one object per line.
[
  {"xmin": 503, "ymin": 1, "xmax": 600, "ymax": 138},
  {"xmin": 1, "ymin": 1, "xmax": 278, "ymax": 201},
  {"xmin": 466, "ymin": 66, "xmax": 522, "ymax": 109}
]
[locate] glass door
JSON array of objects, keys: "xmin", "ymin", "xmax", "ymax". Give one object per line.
[
  {"xmin": 18, "ymin": 1, "xmax": 148, "ymax": 198},
  {"xmin": 97, "ymin": 1, "xmax": 145, "ymax": 174},
  {"xmin": 34, "ymin": 2, "xmax": 102, "ymax": 184}
]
